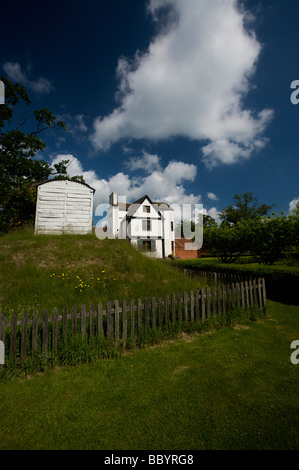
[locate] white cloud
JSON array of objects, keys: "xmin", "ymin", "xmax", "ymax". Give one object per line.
[
  {"xmin": 207, "ymin": 192, "xmax": 218, "ymax": 201},
  {"xmin": 3, "ymin": 62, "xmax": 53, "ymax": 94},
  {"xmin": 289, "ymin": 197, "xmax": 299, "ymax": 213},
  {"xmin": 125, "ymin": 151, "xmax": 161, "ymax": 172},
  {"xmin": 90, "ymin": 0, "xmax": 273, "ymax": 167},
  {"xmin": 50, "ymin": 154, "xmax": 201, "ymax": 211}
]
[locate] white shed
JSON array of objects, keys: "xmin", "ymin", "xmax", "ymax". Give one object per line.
[{"xmin": 34, "ymin": 179, "xmax": 95, "ymax": 235}]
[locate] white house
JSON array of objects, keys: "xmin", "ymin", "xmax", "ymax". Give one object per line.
[
  {"xmin": 35, "ymin": 179, "xmax": 95, "ymax": 235},
  {"xmin": 108, "ymin": 192, "xmax": 175, "ymax": 258}
]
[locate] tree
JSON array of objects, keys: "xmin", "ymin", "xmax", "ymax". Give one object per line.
[
  {"xmin": 0, "ymin": 76, "xmax": 84, "ymax": 232},
  {"xmin": 243, "ymin": 214, "xmax": 296, "ymax": 265},
  {"xmin": 219, "ymin": 192, "xmax": 274, "ymax": 226},
  {"xmin": 203, "ymin": 223, "xmax": 248, "ymax": 263}
]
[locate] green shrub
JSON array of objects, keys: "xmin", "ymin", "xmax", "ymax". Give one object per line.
[{"xmin": 173, "ymin": 259, "xmax": 299, "ymax": 304}]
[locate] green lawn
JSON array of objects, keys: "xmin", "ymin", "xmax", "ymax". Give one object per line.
[{"xmin": 1, "ymin": 299, "xmax": 299, "ymax": 450}]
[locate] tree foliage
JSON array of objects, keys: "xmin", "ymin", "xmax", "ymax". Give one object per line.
[
  {"xmin": 203, "ymin": 193, "xmax": 298, "ymax": 265},
  {"xmin": 0, "ymin": 76, "xmax": 84, "ymax": 232},
  {"xmin": 219, "ymin": 192, "xmax": 274, "ymax": 226},
  {"xmin": 242, "ymin": 214, "xmax": 296, "ymax": 265},
  {"xmin": 203, "ymin": 223, "xmax": 248, "ymax": 263}
]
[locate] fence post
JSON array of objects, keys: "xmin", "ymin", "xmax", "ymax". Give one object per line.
[
  {"xmin": 81, "ymin": 305, "xmax": 86, "ymax": 338},
  {"xmin": 158, "ymin": 297, "xmax": 163, "ymax": 329},
  {"xmin": 32, "ymin": 310, "xmax": 39, "ymax": 353},
  {"xmin": 130, "ymin": 299, "xmax": 135, "ymax": 338},
  {"xmin": 236, "ymin": 283, "xmax": 240, "ymax": 307},
  {"xmin": 144, "ymin": 298, "xmax": 149, "ymax": 330},
  {"xmin": 89, "ymin": 304, "xmax": 95, "ymax": 343},
  {"xmin": 206, "ymin": 287, "xmax": 211, "ymax": 318},
  {"xmin": 211, "ymin": 286, "xmax": 216, "ymax": 317},
  {"xmin": 62, "ymin": 307, "xmax": 68, "ymax": 342},
  {"xmin": 245, "ymin": 281, "xmax": 250, "ymax": 309},
  {"xmin": 231, "ymin": 283, "xmax": 235, "ymax": 309},
  {"xmin": 9, "ymin": 312, "xmax": 18, "ymax": 362},
  {"xmin": 201, "ymin": 288, "xmax": 205, "ymax": 322},
  {"xmin": 123, "ymin": 300, "xmax": 127, "ymax": 345},
  {"xmin": 240, "ymin": 282, "xmax": 245, "ymax": 310},
  {"xmin": 257, "ymin": 279, "xmax": 263, "ymax": 310},
  {"xmin": 262, "ymin": 278, "xmax": 267, "ymax": 310},
  {"xmin": 195, "ymin": 289, "xmax": 200, "ymax": 322},
  {"xmin": 42, "ymin": 309, "xmax": 49, "ymax": 357},
  {"xmin": 217, "ymin": 285, "xmax": 221, "ymax": 316},
  {"xmin": 107, "ymin": 301, "xmax": 112, "ymax": 341},
  {"xmin": 253, "ymin": 279, "xmax": 258, "ymax": 307},
  {"xmin": 21, "ymin": 310, "xmax": 29, "ymax": 362},
  {"xmin": 97, "ymin": 303, "xmax": 103, "ymax": 337},
  {"xmin": 222, "ymin": 286, "xmax": 226, "ymax": 315},
  {"xmin": 249, "ymin": 280, "xmax": 254, "ymax": 308},
  {"xmin": 171, "ymin": 293, "xmax": 176, "ymax": 325},
  {"xmin": 137, "ymin": 298, "xmax": 142, "ymax": 334},
  {"xmin": 183, "ymin": 291, "xmax": 188, "ymax": 323},
  {"xmin": 178, "ymin": 293, "xmax": 182, "ymax": 324},
  {"xmin": 165, "ymin": 294, "xmax": 169, "ymax": 326},
  {"xmin": 52, "ymin": 307, "xmax": 59, "ymax": 353},
  {"xmin": 114, "ymin": 300, "xmax": 120, "ymax": 344},
  {"xmin": 151, "ymin": 297, "xmax": 156, "ymax": 330},
  {"xmin": 227, "ymin": 286, "xmax": 231, "ymax": 311},
  {"xmin": 190, "ymin": 290, "xmax": 194, "ymax": 323},
  {"xmin": 72, "ymin": 306, "xmax": 77, "ymax": 337}
]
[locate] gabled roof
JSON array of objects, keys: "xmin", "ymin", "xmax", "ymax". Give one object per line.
[
  {"xmin": 126, "ymin": 195, "xmax": 158, "ymax": 218},
  {"xmin": 131, "ymin": 194, "xmax": 153, "ymax": 205},
  {"xmin": 37, "ymin": 178, "xmax": 96, "ymax": 193},
  {"xmin": 127, "ymin": 195, "xmax": 172, "ymax": 210}
]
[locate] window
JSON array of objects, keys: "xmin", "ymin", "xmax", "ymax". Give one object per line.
[
  {"xmin": 143, "ymin": 240, "xmax": 151, "ymax": 252},
  {"xmin": 171, "ymin": 221, "xmax": 174, "ymax": 231},
  {"xmin": 143, "ymin": 205, "xmax": 150, "ymax": 213},
  {"xmin": 142, "ymin": 219, "xmax": 151, "ymax": 231}
]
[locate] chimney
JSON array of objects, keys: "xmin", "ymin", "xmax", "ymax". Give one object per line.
[{"xmin": 109, "ymin": 192, "xmax": 118, "ymax": 206}]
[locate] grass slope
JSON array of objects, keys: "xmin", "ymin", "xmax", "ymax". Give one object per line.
[
  {"xmin": 0, "ymin": 226, "xmax": 201, "ymax": 316},
  {"xmin": 0, "ymin": 300, "xmax": 298, "ymax": 450}
]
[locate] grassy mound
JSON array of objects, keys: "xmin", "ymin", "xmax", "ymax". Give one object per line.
[{"xmin": 0, "ymin": 226, "xmax": 202, "ymax": 317}]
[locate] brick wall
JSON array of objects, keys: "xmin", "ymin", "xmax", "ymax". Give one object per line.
[{"xmin": 175, "ymin": 238, "xmax": 200, "ymax": 259}]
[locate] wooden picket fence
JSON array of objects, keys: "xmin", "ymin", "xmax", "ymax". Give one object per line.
[{"xmin": 0, "ymin": 277, "xmax": 266, "ymax": 364}]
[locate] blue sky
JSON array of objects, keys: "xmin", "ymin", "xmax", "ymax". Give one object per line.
[{"xmin": 1, "ymin": 0, "xmax": 299, "ymax": 225}]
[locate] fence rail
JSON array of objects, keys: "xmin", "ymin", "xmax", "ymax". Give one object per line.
[{"xmin": 0, "ymin": 277, "xmax": 266, "ymax": 363}]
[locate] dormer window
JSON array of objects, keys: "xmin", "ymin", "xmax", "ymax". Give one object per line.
[{"xmin": 143, "ymin": 205, "xmax": 150, "ymax": 213}]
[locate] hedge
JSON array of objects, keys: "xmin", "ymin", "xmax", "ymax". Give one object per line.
[{"xmin": 172, "ymin": 259, "xmax": 299, "ymax": 304}]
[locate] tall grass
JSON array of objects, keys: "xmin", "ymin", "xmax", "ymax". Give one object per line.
[{"xmin": 1, "ymin": 303, "xmax": 263, "ymax": 380}]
